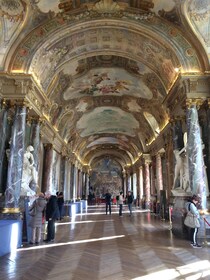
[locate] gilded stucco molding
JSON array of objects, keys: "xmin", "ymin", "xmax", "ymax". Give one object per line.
[
  {"xmin": 182, "ymin": 75, "xmax": 210, "ymax": 97},
  {"xmin": 143, "ymin": 154, "xmax": 151, "ymax": 164},
  {"xmin": 186, "ymin": 98, "xmax": 204, "ymax": 109},
  {"xmin": 0, "ymin": 0, "xmax": 26, "ymax": 22}
]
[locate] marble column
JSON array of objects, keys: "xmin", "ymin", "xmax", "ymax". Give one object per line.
[
  {"xmin": 64, "ymin": 159, "xmax": 71, "ymax": 201},
  {"xmin": 144, "ymin": 155, "xmax": 151, "ymax": 209},
  {"xmin": 85, "ymin": 173, "xmax": 89, "ymax": 199},
  {"xmin": 150, "ymin": 163, "xmax": 155, "ymax": 195},
  {"xmin": 29, "ymin": 119, "xmax": 40, "ymax": 172},
  {"xmin": 77, "ymin": 169, "xmax": 81, "ymax": 198},
  {"xmin": 122, "ymin": 171, "xmax": 126, "ymax": 195},
  {"xmin": 59, "ymin": 155, "xmax": 65, "ymax": 192},
  {"xmin": 205, "ymin": 102, "xmax": 210, "ymax": 194},
  {"xmin": 156, "ymin": 153, "xmax": 163, "ymax": 198},
  {"xmin": 73, "ymin": 164, "xmax": 77, "ymax": 201},
  {"xmin": 42, "ymin": 144, "xmax": 53, "ymax": 194},
  {"xmin": 70, "ymin": 163, "xmax": 74, "ymax": 200},
  {"xmin": 187, "ymin": 104, "xmax": 207, "ymax": 209},
  {"xmin": 0, "ymin": 102, "xmax": 8, "ymax": 193},
  {"xmin": 139, "ymin": 166, "xmax": 143, "ymax": 207},
  {"xmin": 5, "ymin": 105, "xmax": 26, "ymax": 210}
]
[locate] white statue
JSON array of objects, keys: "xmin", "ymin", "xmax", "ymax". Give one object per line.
[
  {"xmin": 173, "ymin": 149, "xmax": 184, "ymax": 189},
  {"xmin": 173, "ymin": 132, "xmax": 190, "ymax": 192},
  {"xmin": 20, "ymin": 145, "xmax": 37, "ymax": 196}
]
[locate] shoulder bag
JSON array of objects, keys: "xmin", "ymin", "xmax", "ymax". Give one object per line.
[
  {"xmin": 29, "ymin": 201, "xmax": 37, "ymax": 216},
  {"xmin": 184, "ymin": 203, "xmax": 200, "ymax": 228}
]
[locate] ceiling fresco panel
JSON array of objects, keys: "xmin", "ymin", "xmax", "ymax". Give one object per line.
[
  {"xmin": 76, "ymin": 106, "xmax": 139, "ymax": 137},
  {"xmin": 186, "ymin": 0, "xmax": 210, "ymax": 63},
  {"xmin": 63, "ymin": 67, "xmax": 153, "ymax": 100}
]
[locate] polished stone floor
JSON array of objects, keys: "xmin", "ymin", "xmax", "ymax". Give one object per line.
[{"xmin": 1, "ymin": 204, "xmax": 210, "ymax": 280}]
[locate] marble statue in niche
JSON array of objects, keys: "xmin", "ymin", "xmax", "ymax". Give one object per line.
[{"xmin": 20, "ymin": 145, "xmax": 37, "ymax": 196}]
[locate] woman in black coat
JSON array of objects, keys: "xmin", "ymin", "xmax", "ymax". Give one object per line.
[{"xmin": 44, "ymin": 192, "xmax": 60, "ymax": 242}]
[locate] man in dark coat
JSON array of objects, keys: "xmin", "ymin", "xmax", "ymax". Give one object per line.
[
  {"xmin": 105, "ymin": 190, "xmax": 112, "ymax": 215},
  {"xmin": 44, "ymin": 190, "xmax": 60, "ymax": 242}
]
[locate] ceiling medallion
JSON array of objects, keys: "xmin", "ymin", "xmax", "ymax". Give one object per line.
[
  {"xmin": 92, "ymin": 0, "xmax": 121, "ymax": 14},
  {"xmin": 0, "ymin": 0, "xmax": 25, "ymax": 21}
]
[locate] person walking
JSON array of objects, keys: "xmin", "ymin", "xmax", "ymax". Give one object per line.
[
  {"xmin": 185, "ymin": 194, "xmax": 202, "ymax": 248},
  {"xmin": 57, "ymin": 191, "xmax": 64, "ymax": 220},
  {"xmin": 29, "ymin": 192, "xmax": 47, "ymax": 245},
  {"xmin": 105, "ymin": 190, "xmax": 112, "ymax": 215},
  {"xmin": 44, "ymin": 190, "xmax": 60, "ymax": 243},
  {"xmin": 127, "ymin": 191, "xmax": 134, "ymax": 216},
  {"xmin": 119, "ymin": 191, "xmax": 124, "ymax": 217}
]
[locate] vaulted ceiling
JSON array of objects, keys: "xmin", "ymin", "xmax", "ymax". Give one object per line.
[{"xmin": 0, "ymin": 0, "xmax": 210, "ymax": 169}]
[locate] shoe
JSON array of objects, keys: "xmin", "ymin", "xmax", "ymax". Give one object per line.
[
  {"xmin": 192, "ymin": 244, "xmax": 202, "ymax": 248},
  {"xmin": 29, "ymin": 241, "xmax": 35, "ymax": 245},
  {"xmin": 35, "ymin": 242, "xmax": 40, "ymax": 245},
  {"xmin": 44, "ymin": 239, "xmax": 54, "ymax": 243}
]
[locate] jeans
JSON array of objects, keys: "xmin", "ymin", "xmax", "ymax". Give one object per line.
[
  {"xmin": 47, "ymin": 219, "xmax": 55, "ymax": 241},
  {"xmin": 106, "ymin": 202, "xmax": 111, "ymax": 214},
  {"xmin": 128, "ymin": 203, "xmax": 132, "ymax": 215},
  {"xmin": 119, "ymin": 204, "xmax": 123, "ymax": 216}
]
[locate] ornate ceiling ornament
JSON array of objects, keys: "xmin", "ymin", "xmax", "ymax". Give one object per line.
[
  {"xmin": 91, "ymin": 0, "xmax": 121, "ymax": 14},
  {"xmin": 0, "ymin": 0, "xmax": 25, "ymax": 21}
]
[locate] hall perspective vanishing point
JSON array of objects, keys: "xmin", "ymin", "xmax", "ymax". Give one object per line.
[{"xmin": 0, "ymin": 0, "xmax": 210, "ymax": 239}]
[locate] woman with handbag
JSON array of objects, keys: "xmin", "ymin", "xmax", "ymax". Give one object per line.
[{"xmin": 184, "ymin": 195, "xmax": 202, "ymax": 248}]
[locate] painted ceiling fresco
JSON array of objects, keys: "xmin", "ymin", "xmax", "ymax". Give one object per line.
[
  {"xmin": 63, "ymin": 68, "xmax": 153, "ymax": 100},
  {"xmin": 186, "ymin": 0, "xmax": 210, "ymax": 63},
  {"xmin": 76, "ymin": 107, "xmax": 139, "ymax": 137},
  {"xmin": 0, "ymin": 0, "xmax": 209, "ymax": 168}
]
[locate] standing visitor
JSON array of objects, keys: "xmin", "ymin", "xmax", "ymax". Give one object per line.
[
  {"xmin": 185, "ymin": 195, "xmax": 201, "ymax": 248},
  {"xmin": 44, "ymin": 191, "xmax": 60, "ymax": 243},
  {"xmin": 29, "ymin": 192, "xmax": 46, "ymax": 245},
  {"xmin": 105, "ymin": 190, "xmax": 112, "ymax": 215},
  {"xmin": 119, "ymin": 191, "xmax": 124, "ymax": 217},
  {"xmin": 127, "ymin": 191, "xmax": 134, "ymax": 216},
  {"xmin": 57, "ymin": 191, "xmax": 64, "ymax": 220}
]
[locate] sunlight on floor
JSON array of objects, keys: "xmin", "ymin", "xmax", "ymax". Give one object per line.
[
  {"xmin": 56, "ymin": 219, "xmax": 115, "ymax": 226},
  {"xmin": 16, "ymin": 234, "xmax": 125, "ymax": 251},
  {"xmin": 132, "ymin": 260, "xmax": 210, "ymax": 280}
]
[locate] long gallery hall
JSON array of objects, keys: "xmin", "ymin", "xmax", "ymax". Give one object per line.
[
  {"xmin": 0, "ymin": 1, "xmax": 210, "ymax": 280},
  {"xmin": 1, "ymin": 205, "xmax": 210, "ymax": 280}
]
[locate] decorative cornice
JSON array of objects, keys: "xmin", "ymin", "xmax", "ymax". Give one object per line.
[
  {"xmin": 186, "ymin": 98, "xmax": 204, "ymax": 109},
  {"xmin": 143, "ymin": 154, "xmax": 151, "ymax": 164}
]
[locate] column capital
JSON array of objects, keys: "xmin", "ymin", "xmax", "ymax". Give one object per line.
[
  {"xmin": 143, "ymin": 154, "xmax": 152, "ymax": 164},
  {"xmin": 186, "ymin": 98, "xmax": 204, "ymax": 109},
  {"xmin": 207, "ymin": 98, "xmax": 210, "ymax": 108}
]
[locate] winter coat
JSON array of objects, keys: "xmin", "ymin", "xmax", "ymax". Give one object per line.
[
  {"xmin": 127, "ymin": 194, "xmax": 133, "ymax": 204},
  {"xmin": 45, "ymin": 195, "xmax": 60, "ymax": 221},
  {"xmin": 29, "ymin": 197, "xmax": 47, "ymax": 228},
  {"xmin": 105, "ymin": 192, "xmax": 112, "ymax": 203},
  {"xmin": 119, "ymin": 194, "xmax": 124, "ymax": 205},
  {"xmin": 185, "ymin": 201, "xmax": 200, "ymax": 219}
]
